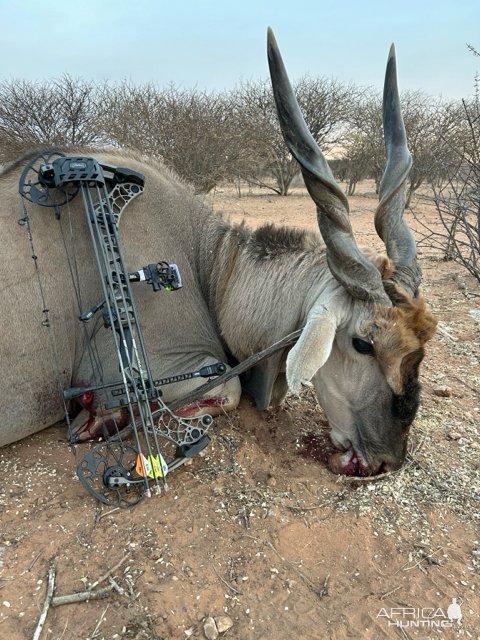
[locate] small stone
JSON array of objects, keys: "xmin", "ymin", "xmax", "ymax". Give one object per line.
[
  {"xmin": 215, "ymin": 615, "xmax": 233, "ymax": 634},
  {"xmin": 203, "ymin": 616, "xmax": 218, "ymax": 640},
  {"xmin": 2, "ymin": 601, "xmax": 10, "ymax": 608},
  {"xmin": 468, "ymin": 309, "xmax": 480, "ymax": 322},
  {"xmin": 266, "ymin": 475, "xmax": 277, "ymax": 487},
  {"xmin": 470, "ymin": 442, "xmax": 480, "ymax": 450},
  {"xmin": 447, "ymin": 431, "xmax": 462, "ymax": 441},
  {"xmin": 433, "ymin": 386, "xmax": 452, "ymax": 397}
]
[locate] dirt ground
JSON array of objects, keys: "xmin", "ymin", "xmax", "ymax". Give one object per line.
[{"xmin": 0, "ymin": 181, "xmax": 479, "ymax": 640}]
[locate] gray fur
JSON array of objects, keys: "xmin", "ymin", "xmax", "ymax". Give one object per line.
[{"xmin": 0, "ymin": 148, "xmax": 337, "ymax": 447}]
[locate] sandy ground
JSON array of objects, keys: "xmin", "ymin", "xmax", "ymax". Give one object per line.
[{"xmin": 0, "ymin": 181, "xmax": 479, "ymax": 640}]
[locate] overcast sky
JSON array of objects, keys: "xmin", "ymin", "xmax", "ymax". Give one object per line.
[{"xmin": 0, "ymin": 0, "xmax": 478, "ymax": 100}]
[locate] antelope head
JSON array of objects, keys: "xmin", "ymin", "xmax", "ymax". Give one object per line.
[{"xmin": 267, "ymin": 29, "xmax": 437, "ymax": 475}]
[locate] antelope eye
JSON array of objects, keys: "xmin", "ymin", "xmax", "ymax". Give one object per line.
[{"xmin": 352, "ymin": 337, "xmax": 374, "ymax": 356}]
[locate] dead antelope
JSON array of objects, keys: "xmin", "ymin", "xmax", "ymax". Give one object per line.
[{"xmin": 0, "ymin": 29, "xmax": 436, "ymax": 477}]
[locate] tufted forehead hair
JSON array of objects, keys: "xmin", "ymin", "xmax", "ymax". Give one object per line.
[
  {"xmin": 364, "ymin": 282, "xmax": 437, "ymax": 394},
  {"xmin": 382, "ymin": 281, "xmax": 437, "ymax": 345}
]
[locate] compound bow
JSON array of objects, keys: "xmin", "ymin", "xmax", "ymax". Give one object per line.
[{"xmin": 19, "ymin": 150, "xmax": 226, "ymax": 507}]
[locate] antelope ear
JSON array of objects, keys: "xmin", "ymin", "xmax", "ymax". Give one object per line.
[{"xmin": 286, "ymin": 306, "xmax": 337, "ymax": 395}]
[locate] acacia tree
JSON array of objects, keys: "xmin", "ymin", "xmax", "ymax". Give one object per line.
[
  {"xmin": 231, "ymin": 76, "xmax": 359, "ymax": 195},
  {"xmin": 0, "ymin": 75, "xmax": 106, "ymax": 161},
  {"xmin": 101, "ymin": 83, "xmax": 244, "ymax": 193}
]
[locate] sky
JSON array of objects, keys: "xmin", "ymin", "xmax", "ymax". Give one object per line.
[{"xmin": 0, "ymin": 0, "xmax": 478, "ymax": 100}]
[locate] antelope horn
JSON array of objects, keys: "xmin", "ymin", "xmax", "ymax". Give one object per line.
[
  {"xmin": 375, "ymin": 44, "xmax": 421, "ymax": 296},
  {"xmin": 267, "ymin": 27, "xmax": 391, "ymax": 306}
]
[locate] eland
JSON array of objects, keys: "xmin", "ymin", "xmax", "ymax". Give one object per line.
[{"xmin": 0, "ymin": 29, "xmax": 436, "ymax": 475}]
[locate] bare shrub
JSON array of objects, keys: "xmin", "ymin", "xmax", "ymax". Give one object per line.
[
  {"xmin": 0, "ymin": 75, "xmax": 107, "ymax": 161},
  {"xmin": 415, "ymin": 47, "xmax": 480, "ymax": 282},
  {"xmin": 101, "ymin": 83, "xmax": 243, "ymax": 193},
  {"xmin": 344, "ymin": 90, "xmax": 463, "ymax": 203},
  {"xmin": 231, "ymin": 77, "xmax": 359, "ymax": 196}
]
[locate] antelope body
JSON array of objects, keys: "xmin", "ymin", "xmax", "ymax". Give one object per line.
[{"xmin": 0, "ymin": 30, "xmax": 436, "ymax": 475}]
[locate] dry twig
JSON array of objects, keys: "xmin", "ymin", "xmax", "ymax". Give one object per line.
[
  {"xmin": 318, "ymin": 574, "xmax": 329, "ymax": 598},
  {"xmin": 108, "ymin": 577, "xmax": 124, "ymax": 595},
  {"xmin": 58, "ymin": 618, "xmax": 69, "ymax": 640},
  {"xmin": 32, "ymin": 565, "xmax": 56, "ymax": 640},
  {"xmin": 286, "ymin": 502, "xmax": 328, "ymax": 514},
  {"xmin": 89, "ymin": 553, "xmax": 129, "ymax": 590},
  {"xmin": 51, "ymin": 585, "xmax": 114, "ymax": 607},
  {"xmin": 50, "ymin": 553, "xmax": 130, "ymax": 608},
  {"xmin": 397, "ymin": 625, "xmax": 412, "ymax": 640},
  {"xmin": 212, "ymin": 566, "xmax": 242, "ymax": 595},
  {"xmin": 400, "ymin": 547, "xmax": 445, "ymax": 572},
  {"xmin": 98, "ymin": 507, "xmax": 120, "ymax": 522},
  {"xmin": 380, "ymin": 585, "xmax": 402, "ymax": 600},
  {"xmin": 87, "ymin": 604, "xmax": 109, "ymax": 639},
  {"xmin": 25, "ymin": 549, "xmax": 43, "ymax": 573}
]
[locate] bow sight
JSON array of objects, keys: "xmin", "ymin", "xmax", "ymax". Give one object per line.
[{"xmin": 19, "ymin": 150, "xmax": 224, "ymax": 508}]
